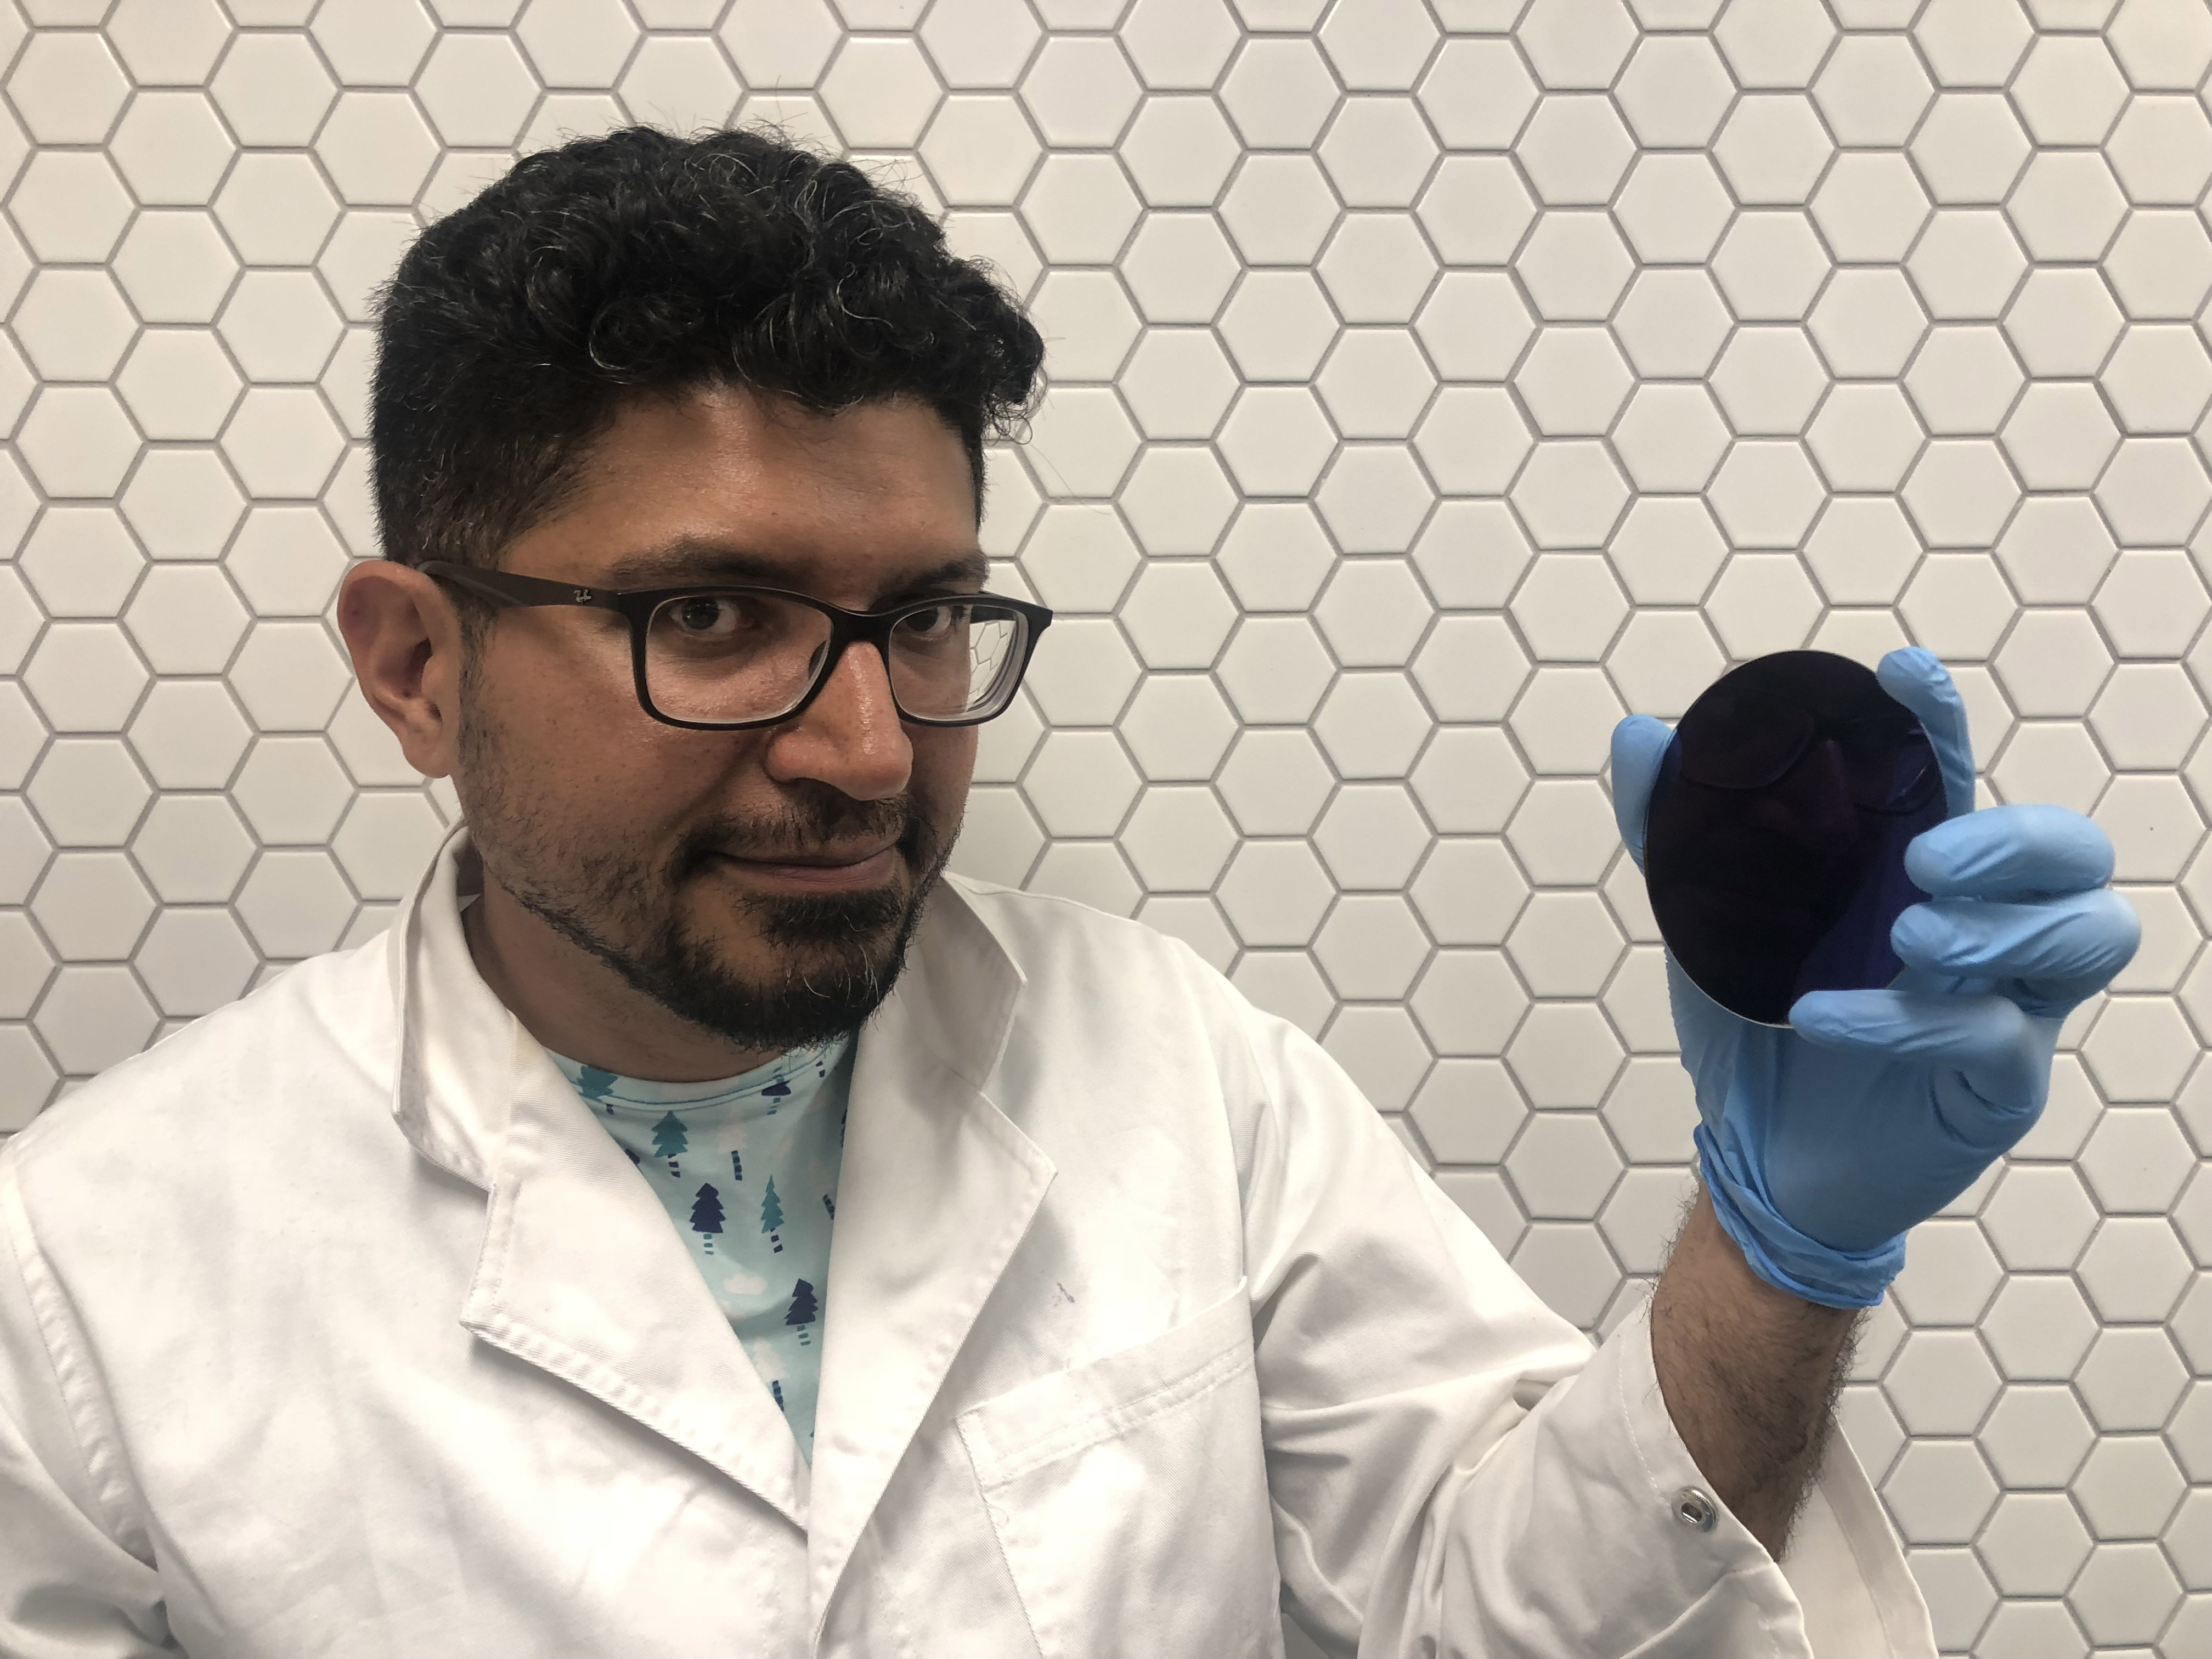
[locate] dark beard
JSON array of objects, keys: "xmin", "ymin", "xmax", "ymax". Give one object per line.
[{"xmin": 458, "ymin": 704, "xmax": 955, "ymax": 1054}]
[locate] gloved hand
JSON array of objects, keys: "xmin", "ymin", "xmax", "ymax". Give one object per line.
[{"xmin": 1610, "ymin": 647, "xmax": 2141, "ymax": 1308}]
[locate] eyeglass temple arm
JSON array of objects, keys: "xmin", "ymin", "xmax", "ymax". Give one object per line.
[{"xmin": 418, "ymin": 562, "xmax": 617, "ymax": 611}]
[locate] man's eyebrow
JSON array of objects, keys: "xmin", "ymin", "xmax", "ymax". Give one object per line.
[{"xmin": 598, "ymin": 540, "xmax": 990, "ymax": 595}]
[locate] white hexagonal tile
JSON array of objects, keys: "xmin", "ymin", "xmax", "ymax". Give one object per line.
[
  {"xmin": 1314, "ymin": 672, "xmax": 1430, "ymax": 781},
  {"xmin": 2103, "ymin": 323, "xmax": 2212, "ymax": 436},
  {"xmin": 1216, "ymin": 502, "xmax": 1334, "ymax": 613},
  {"xmin": 27, "ymin": 738, "xmax": 150, "ymax": 851},
  {"xmin": 2074, "ymin": 1435, "xmax": 2185, "ymax": 1541},
  {"xmin": 1416, "ymin": 156, "xmax": 1537, "ymax": 267},
  {"xmin": 1415, "ymin": 36, "xmax": 1534, "ymax": 151},
  {"xmin": 1709, "ymin": 328, "xmax": 1830, "ymax": 438},
  {"xmin": 1910, "ymin": 93, "xmax": 2030, "ymax": 206},
  {"xmin": 1216, "ymin": 386, "xmax": 1336, "ymax": 499},
  {"xmin": 1711, "ymin": 211, "xmax": 1832, "ymax": 325},
  {"xmin": 1883, "ymin": 1328, "xmax": 2000, "ymax": 1436},
  {"xmin": 1411, "ymin": 500, "xmax": 1534, "ymax": 611},
  {"xmin": 30, "ymin": 853, "xmax": 154, "ymax": 962},
  {"xmin": 1312, "ymin": 560, "xmax": 1433, "ymax": 670},
  {"xmin": 1409, "ymin": 614, "xmax": 1530, "ymax": 726},
  {"xmin": 1316, "ymin": 0, "xmax": 1436, "ymax": 91},
  {"xmin": 1883, "ymin": 1440, "xmax": 2001, "ymax": 1545},
  {"xmin": 1115, "ymin": 676, "xmax": 1235, "ymax": 785},
  {"xmin": 2008, "ymin": 35, "xmax": 2128, "ymax": 154},
  {"xmin": 1611, "ymin": 385, "xmax": 1730, "ymax": 495},
  {"xmin": 1313, "ymin": 894, "xmax": 1431, "ymax": 1000},
  {"xmin": 1905, "ymin": 210, "xmax": 2028, "ymax": 326},
  {"xmin": 1915, "ymin": 0, "xmax": 2034, "ymax": 86},
  {"xmin": 1216, "ymin": 839, "xmax": 1334, "ymax": 949},
  {"xmin": 1503, "ymin": 664, "xmax": 1622, "ymax": 777},
  {"xmin": 1317, "ymin": 97, "xmax": 1436, "ymax": 211},
  {"xmin": 2107, "ymin": 0, "xmax": 2212, "ymax": 88},
  {"xmin": 1516, "ymin": 0, "xmax": 1637, "ymax": 89},
  {"xmin": 2091, "ymin": 664, "xmax": 2204, "ymax": 772},
  {"xmin": 413, "ymin": 32, "xmax": 543, "ymax": 149},
  {"xmin": 1513, "ymin": 328, "xmax": 1632, "ymax": 438},
  {"xmin": 1323, "ymin": 1003, "xmax": 1432, "ymax": 1112},
  {"xmin": 1504, "ymin": 1111, "xmax": 1622, "ymax": 1222},
  {"xmin": 18, "ymin": 509, "xmax": 140, "ymax": 622},
  {"xmin": 130, "ymin": 793, "xmax": 255, "ymax": 905},
  {"xmin": 234, "ymin": 848, "xmax": 358, "ymax": 961},
  {"xmin": 1506, "ymin": 441, "xmax": 1628, "ymax": 552},
  {"xmin": 1022, "ymin": 154, "xmax": 1143, "ymax": 266},
  {"xmin": 1116, "ymin": 97, "xmax": 1238, "ymax": 210},
  {"xmin": 945, "ymin": 785, "xmax": 1043, "ymax": 888},
  {"xmin": 1409, "ymin": 729, "xmax": 1529, "ymax": 838},
  {"xmin": 1511, "ymin": 212, "xmax": 1633, "ymax": 323},
  {"xmin": 1605, "ymin": 609, "xmax": 1727, "ymax": 721},
  {"xmin": 2104, "ymin": 210, "xmax": 2212, "ymax": 323},
  {"xmin": 1116, "ymin": 335, "xmax": 1236, "ymax": 444},
  {"xmin": 132, "ymin": 907, "xmax": 258, "ymax": 1019},
  {"xmin": 35, "ymin": 964, "xmax": 158, "ymax": 1075},
  {"xmin": 2006, "ymin": 151, "xmax": 2130, "ymax": 267},
  {"xmin": 1983, "ymin": 1274, "xmax": 2102, "ymax": 1384},
  {"xmin": 1974, "ymin": 1492, "xmax": 2093, "ymax": 1597},
  {"xmin": 1316, "ymin": 330, "xmax": 1436, "ymax": 441},
  {"xmin": 2107, "ymin": 94, "xmax": 2212, "ymax": 206},
  {"xmin": 1712, "ymin": 94, "xmax": 1831, "ymax": 212},
  {"xmin": 1898, "ymin": 554, "xmax": 2016, "ymax": 661},
  {"xmin": 1408, "ymin": 837, "xmax": 1528, "ymax": 948},
  {"xmin": 1409, "ymin": 1053, "xmax": 1527, "ymax": 1160},
  {"xmin": 1512, "ymin": 94, "xmax": 1633, "ymax": 209},
  {"xmin": 1504, "ymin": 1001, "xmax": 1623, "ymax": 1108},
  {"xmin": 2077, "ymin": 1325, "xmax": 2189, "ymax": 1436},
  {"xmin": 1504, "ymin": 891, "xmax": 1622, "ymax": 997},
  {"xmin": 1023, "ymin": 617, "xmax": 1141, "ymax": 726},
  {"xmin": 112, "ymin": 212, "xmax": 239, "ymax": 328}
]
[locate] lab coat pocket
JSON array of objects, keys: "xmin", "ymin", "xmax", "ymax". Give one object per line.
[{"xmin": 956, "ymin": 1279, "xmax": 1281, "ymax": 1659}]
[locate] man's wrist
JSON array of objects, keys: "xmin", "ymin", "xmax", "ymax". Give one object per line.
[
  {"xmin": 1695, "ymin": 1125, "xmax": 1905, "ymax": 1308},
  {"xmin": 1650, "ymin": 1183, "xmax": 1864, "ymax": 1560}
]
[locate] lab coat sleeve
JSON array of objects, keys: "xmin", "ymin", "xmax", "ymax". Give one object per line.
[
  {"xmin": 0, "ymin": 1153, "xmax": 177, "ymax": 1658},
  {"xmin": 1231, "ymin": 1006, "xmax": 1931, "ymax": 1659}
]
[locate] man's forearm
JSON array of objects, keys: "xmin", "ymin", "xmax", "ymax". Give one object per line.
[{"xmin": 1648, "ymin": 1181, "xmax": 1864, "ymax": 1560}]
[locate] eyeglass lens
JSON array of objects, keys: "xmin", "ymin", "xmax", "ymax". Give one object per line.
[
  {"xmin": 644, "ymin": 593, "xmax": 1026, "ymax": 725},
  {"xmin": 1676, "ymin": 688, "xmax": 1938, "ymax": 814}
]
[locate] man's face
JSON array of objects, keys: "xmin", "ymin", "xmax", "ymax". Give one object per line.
[{"xmin": 453, "ymin": 385, "xmax": 982, "ymax": 1053}]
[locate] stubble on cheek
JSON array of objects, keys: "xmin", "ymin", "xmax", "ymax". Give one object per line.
[{"xmin": 453, "ymin": 687, "xmax": 965, "ymax": 1050}]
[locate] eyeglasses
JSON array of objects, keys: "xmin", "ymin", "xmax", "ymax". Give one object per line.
[
  {"xmin": 420, "ymin": 562, "xmax": 1054, "ymax": 731},
  {"xmin": 1675, "ymin": 687, "xmax": 1939, "ymax": 815}
]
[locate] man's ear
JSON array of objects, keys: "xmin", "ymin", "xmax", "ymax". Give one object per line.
[{"xmin": 336, "ymin": 560, "xmax": 469, "ymax": 780}]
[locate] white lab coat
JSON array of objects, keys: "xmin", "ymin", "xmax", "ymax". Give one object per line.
[{"xmin": 0, "ymin": 831, "xmax": 1934, "ymax": 1658}]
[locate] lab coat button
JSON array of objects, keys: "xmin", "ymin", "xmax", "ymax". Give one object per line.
[{"xmin": 1671, "ymin": 1487, "xmax": 1718, "ymax": 1532}]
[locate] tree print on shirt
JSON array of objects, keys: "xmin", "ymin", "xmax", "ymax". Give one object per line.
[
  {"xmin": 760, "ymin": 1176, "xmax": 785, "ymax": 1252},
  {"xmin": 787, "ymin": 1278, "xmax": 819, "ymax": 1346},
  {"xmin": 771, "ymin": 1379, "xmax": 785, "ymax": 1413},
  {"xmin": 690, "ymin": 1183, "xmax": 725, "ymax": 1252},
  {"xmin": 578, "ymin": 1065, "xmax": 618, "ymax": 1108},
  {"xmin": 763, "ymin": 1076, "xmax": 790, "ymax": 1111},
  {"xmin": 729, "ymin": 1150, "xmax": 743, "ymax": 1183},
  {"xmin": 652, "ymin": 1111, "xmax": 686, "ymax": 1176}
]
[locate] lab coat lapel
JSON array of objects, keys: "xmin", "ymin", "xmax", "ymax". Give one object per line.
[
  {"xmin": 391, "ymin": 830, "xmax": 809, "ymax": 1528},
  {"xmin": 804, "ymin": 879, "xmax": 1054, "ymax": 1640}
]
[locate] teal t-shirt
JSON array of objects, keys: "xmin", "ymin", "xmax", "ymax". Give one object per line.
[{"xmin": 549, "ymin": 1038, "xmax": 850, "ymax": 1460}]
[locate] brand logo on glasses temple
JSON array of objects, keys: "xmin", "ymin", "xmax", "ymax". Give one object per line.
[{"xmin": 572, "ymin": 588, "xmax": 593, "ymax": 603}]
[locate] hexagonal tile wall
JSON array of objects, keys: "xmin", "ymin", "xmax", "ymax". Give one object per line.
[{"xmin": 1, "ymin": 5, "xmax": 2207, "ymax": 1652}]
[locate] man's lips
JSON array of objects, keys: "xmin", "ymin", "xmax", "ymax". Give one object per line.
[
  {"xmin": 706, "ymin": 843, "xmax": 902, "ymax": 890},
  {"xmin": 721, "ymin": 845, "xmax": 902, "ymax": 871}
]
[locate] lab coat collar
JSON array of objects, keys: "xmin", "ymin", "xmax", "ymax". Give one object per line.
[{"xmin": 386, "ymin": 828, "xmax": 1056, "ymax": 1594}]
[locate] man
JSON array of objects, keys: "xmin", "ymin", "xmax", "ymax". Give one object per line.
[{"xmin": 0, "ymin": 127, "xmax": 2136, "ymax": 1657}]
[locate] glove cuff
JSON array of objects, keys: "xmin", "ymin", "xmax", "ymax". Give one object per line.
[{"xmin": 1693, "ymin": 1124, "xmax": 1904, "ymax": 1310}]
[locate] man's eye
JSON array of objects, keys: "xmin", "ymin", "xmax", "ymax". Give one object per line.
[
  {"xmin": 898, "ymin": 603, "xmax": 966, "ymax": 640},
  {"xmin": 672, "ymin": 596, "xmax": 746, "ymax": 636}
]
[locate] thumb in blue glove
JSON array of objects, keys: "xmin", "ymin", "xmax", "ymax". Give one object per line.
[{"xmin": 1610, "ymin": 647, "xmax": 2141, "ymax": 1308}]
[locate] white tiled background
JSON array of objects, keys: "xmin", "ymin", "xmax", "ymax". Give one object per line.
[{"xmin": 0, "ymin": 0, "xmax": 2208, "ymax": 1651}]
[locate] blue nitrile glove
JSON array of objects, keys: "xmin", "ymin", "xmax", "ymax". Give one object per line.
[{"xmin": 1610, "ymin": 647, "xmax": 2141, "ymax": 1307}]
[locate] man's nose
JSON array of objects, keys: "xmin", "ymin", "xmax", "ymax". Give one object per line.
[{"xmin": 763, "ymin": 634, "xmax": 914, "ymax": 802}]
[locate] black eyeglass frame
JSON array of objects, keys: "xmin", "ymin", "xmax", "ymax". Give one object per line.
[{"xmin": 420, "ymin": 561, "xmax": 1054, "ymax": 732}]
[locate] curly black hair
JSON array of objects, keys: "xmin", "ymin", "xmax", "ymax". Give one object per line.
[{"xmin": 369, "ymin": 125, "xmax": 1043, "ymax": 583}]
